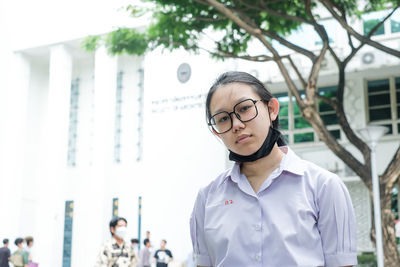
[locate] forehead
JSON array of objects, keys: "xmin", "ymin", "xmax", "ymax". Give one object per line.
[
  {"xmin": 210, "ymin": 82, "xmax": 259, "ymax": 113},
  {"xmin": 116, "ymin": 220, "xmax": 127, "ymax": 227}
]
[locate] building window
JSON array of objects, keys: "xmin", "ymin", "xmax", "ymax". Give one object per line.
[
  {"xmin": 115, "ymin": 71, "xmax": 124, "ymax": 163},
  {"xmin": 112, "ymin": 197, "xmax": 119, "ymax": 217},
  {"xmin": 391, "ymin": 9, "xmax": 400, "ymax": 33},
  {"xmin": 276, "ymin": 86, "xmax": 340, "ymax": 144},
  {"xmin": 67, "ymin": 78, "xmax": 80, "ymax": 167},
  {"xmin": 367, "ymin": 77, "xmax": 400, "ymax": 135},
  {"xmin": 363, "ymin": 9, "xmax": 400, "ymax": 36},
  {"xmin": 62, "ymin": 201, "xmax": 74, "ymax": 267}
]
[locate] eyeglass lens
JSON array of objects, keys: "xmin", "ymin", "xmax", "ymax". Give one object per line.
[{"xmin": 210, "ymin": 99, "xmax": 258, "ymax": 134}]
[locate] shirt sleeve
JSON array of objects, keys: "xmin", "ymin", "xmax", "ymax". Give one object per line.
[
  {"xmin": 316, "ymin": 175, "xmax": 358, "ymax": 267},
  {"xmin": 94, "ymin": 244, "xmax": 108, "ymax": 267},
  {"xmin": 23, "ymin": 251, "xmax": 29, "ymax": 264},
  {"xmin": 190, "ymin": 189, "xmax": 212, "ymax": 267}
]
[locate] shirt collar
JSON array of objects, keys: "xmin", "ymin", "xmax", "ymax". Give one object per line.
[
  {"xmin": 220, "ymin": 146, "xmax": 305, "ymax": 187},
  {"xmin": 279, "ymin": 146, "xmax": 306, "ymax": 176},
  {"xmin": 112, "ymin": 237, "xmax": 126, "ymax": 248}
]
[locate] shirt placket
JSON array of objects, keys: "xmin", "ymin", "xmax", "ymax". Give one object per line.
[{"xmin": 253, "ymin": 197, "xmax": 263, "ymax": 265}]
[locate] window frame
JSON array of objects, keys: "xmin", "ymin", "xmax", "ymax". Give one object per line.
[
  {"xmin": 365, "ymin": 76, "xmax": 400, "ymax": 136},
  {"xmin": 361, "ymin": 8, "xmax": 400, "ymax": 39},
  {"xmin": 276, "ymin": 85, "xmax": 341, "ymax": 145}
]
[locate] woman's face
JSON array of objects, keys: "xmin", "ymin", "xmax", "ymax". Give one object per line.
[{"xmin": 209, "ymin": 82, "xmax": 279, "ymax": 156}]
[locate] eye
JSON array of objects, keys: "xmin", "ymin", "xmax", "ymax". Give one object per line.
[
  {"xmin": 218, "ymin": 115, "xmax": 230, "ymax": 123},
  {"xmin": 238, "ymin": 104, "xmax": 252, "ymax": 113}
]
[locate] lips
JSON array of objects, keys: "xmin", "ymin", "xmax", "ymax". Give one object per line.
[{"xmin": 236, "ymin": 134, "xmax": 251, "ymax": 143}]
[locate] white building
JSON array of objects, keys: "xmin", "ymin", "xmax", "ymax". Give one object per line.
[{"xmin": 0, "ymin": 4, "xmax": 399, "ymax": 267}]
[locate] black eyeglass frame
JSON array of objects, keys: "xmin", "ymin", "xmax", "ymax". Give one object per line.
[{"xmin": 208, "ymin": 98, "xmax": 266, "ymax": 134}]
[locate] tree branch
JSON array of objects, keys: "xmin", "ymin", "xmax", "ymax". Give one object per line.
[
  {"xmin": 260, "ymin": 29, "xmax": 316, "ymax": 60},
  {"xmin": 193, "ymin": 16, "xmax": 227, "ymax": 22},
  {"xmin": 382, "ymin": 146, "xmax": 400, "ymax": 189},
  {"xmin": 212, "ymin": 48, "xmax": 275, "ymax": 62},
  {"xmin": 251, "ymin": 0, "xmax": 314, "ymax": 25},
  {"xmin": 285, "ymin": 55, "xmax": 307, "ymax": 89},
  {"xmin": 320, "ymin": 0, "xmax": 400, "ymax": 57},
  {"xmin": 305, "ymin": 0, "xmax": 329, "ymax": 97},
  {"xmin": 366, "ymin": 7, "xmax": 398, "ymax": 38},
  {"xmin": 341, "ymin": 8, "xmax": 396, "ymax": 66}
]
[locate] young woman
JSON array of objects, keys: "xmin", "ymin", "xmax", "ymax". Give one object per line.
[{"xmin": 190, "ymin": 71, "xmax": 357, "ymax": 267}]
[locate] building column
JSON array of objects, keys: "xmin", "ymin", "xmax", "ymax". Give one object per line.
[
  {"xmin": 0, "ymin": 52, "xmax": 31, "ymax": 240},
  {"xmin": 72, "ymin": 46, "xmax": 118, "ymax": 267},
  {"xmin": 35, "ymin": 44, "xmax": 72, "ymax": 267}
]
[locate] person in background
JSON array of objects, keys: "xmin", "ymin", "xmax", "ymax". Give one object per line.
[
  {"xmin": 0, "ymin": 239, "xmax": 11, "ymax": 267},
  {"xmin": 95, "ymin": 217, "xmax": 136, "ymax": 267},
  {"xmin": 130, "ymin": 239, "xmax": 139, "ymax": 258},
  {"xmin": 154, "ymin": 240, "xmax": 173, "ymax": 267},
  {"xmin": 145, "ymin": 231, "xmax": 150, "ymax": 241},
  {"xmin": 11, "ymin": 238, "xmax": 28, "ymax": 267},
  {"xmin": 23, "ymin": 237, "xmax": 34, "ymax": 262},
  {"xmin": 137, "ymin": 239, "xmax": 151, "ymax": 267}
]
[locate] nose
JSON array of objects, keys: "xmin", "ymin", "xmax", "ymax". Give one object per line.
[{"xmin": 231, "ymin": 112, "xmax": 245, "ymax": 132}]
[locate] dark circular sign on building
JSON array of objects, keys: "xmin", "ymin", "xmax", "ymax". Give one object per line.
[
  {"xmin": 177, "ymin": 63, "xmax": 191, "ymax": 83},
  {"xmin": 362, "ymin": 52, "xmax": 375, "ymax": 64}
]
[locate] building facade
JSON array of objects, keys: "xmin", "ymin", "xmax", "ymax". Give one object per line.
[{"xmin": 0, "ymin": 7, "xmax": 400, "ymax": 267}]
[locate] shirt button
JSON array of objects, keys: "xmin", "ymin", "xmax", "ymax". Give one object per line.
[{"xmin": 254, "ymin": 224, "xmax": 261, "ymax": 231}]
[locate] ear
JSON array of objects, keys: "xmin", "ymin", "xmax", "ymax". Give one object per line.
[{"xmin": 268, "ymin": 98, "xmax": 280, "ymax": 121}]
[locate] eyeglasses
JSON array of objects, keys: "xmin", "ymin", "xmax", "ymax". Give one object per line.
[{"xmin": 208, "ymin": 99, "xmax": 264, "ymax": 134}]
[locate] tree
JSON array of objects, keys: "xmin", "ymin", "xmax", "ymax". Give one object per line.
[{"xmin": 84, "ymin": 0, "xmax": 400, "ymax": 265}]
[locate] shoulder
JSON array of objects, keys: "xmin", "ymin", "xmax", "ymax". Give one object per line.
[
  {"xmin": 198, "ymin": 168, "xmax": 232, "ymax": 199},
  {"xmin": 101, "ymin": 239, "xmax": 115, "ymax": 250},
  {"xmin": 297, "ymin": 156, "xmax": 341, "ymax": 185},
  {"xmin": 298, "ymin": 158, "xmax": 350, "ymax": 206}
]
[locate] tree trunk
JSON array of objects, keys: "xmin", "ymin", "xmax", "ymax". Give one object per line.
[{"xmin": 381, "ymin": 192, "xmax": 400, "ymax": 266}]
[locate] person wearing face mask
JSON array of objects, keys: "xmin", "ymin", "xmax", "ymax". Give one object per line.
[
  {"xmin": 95, "ymin": 217, "xmax": 137, "ymax": 267},
  {"xmin": 190, "ymin": 71, "xmax": 357, "ymax": 267}
]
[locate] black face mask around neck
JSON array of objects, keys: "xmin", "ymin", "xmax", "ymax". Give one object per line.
[{"xmin": 228, "ymin": 127, "xmax": 283, "ymax": 163}]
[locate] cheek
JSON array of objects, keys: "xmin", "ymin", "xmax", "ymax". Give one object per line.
[{"xmin": 220, "ymin": 135, "xmax": 233, "ymax": 148}]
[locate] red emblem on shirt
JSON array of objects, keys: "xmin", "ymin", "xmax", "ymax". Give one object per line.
[{"xmin": 225, "ymin": 200, "xmax": 233, "ymax": 205}]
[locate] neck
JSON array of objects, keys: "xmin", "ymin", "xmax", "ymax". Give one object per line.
[
  {"xmin": 240, "ymin": 144, "xmax": 284, "ymax": 192},
  {"xmin": 114, "ymin": 236, "xmax": 124, "ymax": 246}
]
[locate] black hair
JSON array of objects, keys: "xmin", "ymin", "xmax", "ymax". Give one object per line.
[
  {"xmin": 131, "ymin": 238, "xmax": 139, "ymax": 244},
  {"xmin": 2, "ymin": 239, "xmax": 8, "ymax": 245},
  {"xmin": 109, "ymin": 216, "xmax": 127, "ymax": 235},
  {"xmin": 161, "ymin": 239, "xmax": 167, "ymax": 244},
  {"xmin": 14, "ymin": 238, "xmax": 24, "ymax": 246},
  {"xmin": 205, "ymin": 71, "xmax": 285, "ymax": 144},
  {"xmin": 143, "ymin": 238, "xmax": 150, "ymax": 246}
]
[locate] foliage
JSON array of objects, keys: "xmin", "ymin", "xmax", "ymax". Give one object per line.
[
  {"xmin": 81, "ymin": 35, "xmax": 101, "ymax": 51},
  {"xmin": 84, "ymin": 0, "xmax": 400, "ymax": 57},
  {"xmin": 357, "ymin": 253, "xmax": 377, "ymax": 267}
]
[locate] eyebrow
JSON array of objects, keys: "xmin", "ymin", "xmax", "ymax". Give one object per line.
[{"xmin": 213, "ymin": 97, "xmax": 251, "ymax": 114}]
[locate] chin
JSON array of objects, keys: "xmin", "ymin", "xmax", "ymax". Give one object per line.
[{"xmin": 231, "ymin": 147, "xmax": 257, "ymax": 156}]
